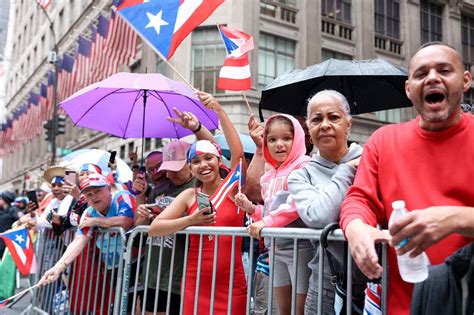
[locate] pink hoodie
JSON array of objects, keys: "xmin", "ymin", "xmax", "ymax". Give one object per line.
[{"xmin": 250, "ymin": 114, "xmax": 310, "ymax": 227}]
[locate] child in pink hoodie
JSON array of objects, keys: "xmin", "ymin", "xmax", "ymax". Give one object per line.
[{"xmin": 235, "ymin": 113, "xmax": 314, "ymax": 315}]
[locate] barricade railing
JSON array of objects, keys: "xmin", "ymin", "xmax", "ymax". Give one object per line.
[
  {"xmin": 27, "ymin": 227, "xmax": 127, "ymax": 315},
  {"xmin": 121, "ymin": 226, "xmax": 388, "ymax": 315}
]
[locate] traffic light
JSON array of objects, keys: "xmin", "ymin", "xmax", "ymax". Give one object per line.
[
  {"xmin": 57, "ymin": 115, "xmax": 66, "ymax": 135},
  {"xmin": 43, "ymin": 119, "xmax": 54, "ymax": 142}
]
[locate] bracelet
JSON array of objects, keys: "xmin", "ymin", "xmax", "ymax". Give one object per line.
[
  {"xmin": 192, "ymin": 122, "xmax": 202, "ymax": 133},
  {"xmin": 60, "ymin": 261, "xmax": 68, "ymax": 269}
]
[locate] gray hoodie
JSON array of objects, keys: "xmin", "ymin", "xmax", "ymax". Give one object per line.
[{"xmin": 288, "ymin": 143, "xmax": 364, "ymax": 291}]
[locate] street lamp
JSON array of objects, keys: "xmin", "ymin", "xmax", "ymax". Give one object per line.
[{"xmin": 36, "ymin": 2, "xmax": 59, "ymax": 165}]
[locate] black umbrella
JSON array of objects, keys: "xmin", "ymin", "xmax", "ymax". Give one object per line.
[{"xmin": 259, "ymin": 58, "xmax": 412, "ymax": 120}]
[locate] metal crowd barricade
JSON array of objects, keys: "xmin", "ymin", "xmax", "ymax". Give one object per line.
[
  {"xmin": 121, "ymin": 226, "xmax": 388, "ymax": 315},
  {"xmin": 27, "ymin": 227, "xmax": 127, "ymax": 315}
]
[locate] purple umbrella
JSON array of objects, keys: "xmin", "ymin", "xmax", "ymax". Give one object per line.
[
  {"xmin": 59, "ymin": 72, "xmax": 219, "ymax": 163},
  {"xmin": 60, "ymin": 72, "xmax": 219, "ymax": 138}
]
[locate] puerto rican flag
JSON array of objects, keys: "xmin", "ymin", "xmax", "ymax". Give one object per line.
[
  {"xmin": 35, "ymin": 0, "xmax": 51, "ymax": 9},
  {"xmin": 217, "ymin": 25, "xmax": 254, "ymax": 91},
  {"xmin": 210, "ymin": 161, "xmax": 242, "ymax": 210},
  {"xmin": 0, "ymin": 228, "xmax": 36, "ymax": 276},
  {"xmin": 117, "ymin": 0, "xmax": 224, "ymax": 60}
]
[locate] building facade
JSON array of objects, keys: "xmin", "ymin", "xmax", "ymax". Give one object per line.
[{"xmin": 1, "ymin": 0, "xmax": 474, "ymax": 192}]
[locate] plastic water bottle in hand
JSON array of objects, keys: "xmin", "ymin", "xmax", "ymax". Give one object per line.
[{"xmin": 389, "ymin": 200, "xmax": 430, "ymax": 283}]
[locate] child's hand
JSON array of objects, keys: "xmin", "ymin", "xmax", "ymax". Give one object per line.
[
  {"xmin": 247, "ymin": 220, "xmax": 266, "ymax": 238},
  {"xmin": 248, "ymin": 115, "xmax": 264, "ymax": 149},
  {"xmin": 234, "ymin": 193, "xmax": 255, "ymax": 214}
]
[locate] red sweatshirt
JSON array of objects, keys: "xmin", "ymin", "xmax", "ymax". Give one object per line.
[{"xmin": 340, "ymin": 112, "xmax": 474, "ymax": 315}]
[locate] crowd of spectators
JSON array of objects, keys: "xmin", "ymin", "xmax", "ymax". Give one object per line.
[{"xmin": 1, "ymin": 43, "xmax": 473, "ymax": 315}]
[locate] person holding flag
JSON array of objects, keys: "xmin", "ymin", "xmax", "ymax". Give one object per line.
[
  {"xmin": 149, "ymin": 91, "xmax": 247, "ymax": 315},
  {"xmin": 234, "ymin": 114, "xmax": 312, "ymax": 315}
]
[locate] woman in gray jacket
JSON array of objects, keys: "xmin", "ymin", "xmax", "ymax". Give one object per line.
[{"xmin": 288, "ymin": 90, "xmax": 363, "ymax": 314}]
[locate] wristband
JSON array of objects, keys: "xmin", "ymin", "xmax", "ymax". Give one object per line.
[{"xmin": 192, "ymin": 122, "xmax": 202, "ymax": 133}]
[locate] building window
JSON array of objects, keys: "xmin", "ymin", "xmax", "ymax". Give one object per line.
[
  {"xmin": 322, "ymin": 0, "xmax": 352, "ymax": 24},
  {"xmin": 154, "ymin": 138, "xmax": 162, "ymax": 149},
  {"xmin": 191, "ymin": 28, "xmax": 226, "ymax": 94},
  {"xmin": 321, "ymin": 48, "xmax": 352, "ymax": 61},
  {"xmin": 375, "ymin": 108, "xmax": 402, "ymax": 123},
  {"xmin": 374, "ymin": 0, "xmax": 400, "ymax": 39},
  {"xmin": 464, "ymin": 88, "xmax": 474, "ymax": 105},
  {"xmin": 258, "ymin": 33, "xmax": 295, "ymax": 90},
  {"xmin": 420, "ymin": 0, "xmax": 442, "ymax": 44},
  {"xmin": 462, "ymin": 14, "xmax": 474, "ymax": 69},
  {"xmin": 144, "ymin": 138, "xmax": 151, "ymax": 152},
  {"xmin": 156, "ymin": 58, "xmax": 167, "ymax": 75},
  {"xmin": 128, "ymin": 142, "xmax": 135, "ymax": 162},
  {"xmin": 120, "ymin": 145, "xmax": 126, "ymax": 160}
]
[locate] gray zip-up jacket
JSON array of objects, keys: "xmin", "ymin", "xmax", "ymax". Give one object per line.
[{"xmin": 288, "ymin": 143, "xmax": 363, "ymax": 291}]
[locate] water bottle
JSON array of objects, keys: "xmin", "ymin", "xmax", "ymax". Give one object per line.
[{"xmin": 389, "ymin": 200, "xmax": 430, "ymax": 283}]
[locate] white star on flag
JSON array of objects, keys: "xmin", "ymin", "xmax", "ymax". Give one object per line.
[
  {"xmin": 15, "ymin": 234, "xmax": 25, "ymax": 244},
  {"xmin": 145, "ymin": 10, "xmax": 169, "ymax": 35}
]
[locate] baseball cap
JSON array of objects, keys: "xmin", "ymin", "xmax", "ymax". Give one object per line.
[
  {"xmin": 80, "ymin": 173, "xmax": 109, "ymax": 192},
  {"xmin": 158, "ymin": 141, "xmax": 190, "ymax": 172},
  {"xmin": 187, "ymin": 140, "xmax": 222, "ymax": 161}
]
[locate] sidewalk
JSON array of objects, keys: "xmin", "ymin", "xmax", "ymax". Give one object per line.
[{"xmin": 0, "ymin": 277, "xmax": 32, "ymax": 315}]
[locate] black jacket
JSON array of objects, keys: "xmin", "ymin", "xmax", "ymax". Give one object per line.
[
  {"xmin": 0, "ymin": 205, "xmax": 20, "ymax": 257},
  {"xmin": 411, "ymin": 243, "xmax": 474, "ymax": 315}
]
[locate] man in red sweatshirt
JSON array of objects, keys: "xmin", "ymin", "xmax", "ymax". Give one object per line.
[{"xmin": 340, "ymin": 42, "xmax": 474, "ymax": 314}]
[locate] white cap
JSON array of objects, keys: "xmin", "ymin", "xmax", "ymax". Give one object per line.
[{"xmin": 391, "ymin": 200, "xmax": 406, "ymax": 210}]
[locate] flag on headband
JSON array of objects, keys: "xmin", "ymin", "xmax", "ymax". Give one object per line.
[
  {"xmin": 0, "ymin": 228, "xmax": 36, "ymax": 276},
  {"xmin": 217, "ymin": 25, "xmax": 254, "ymax": 91},
  {"xmin": 117, "ymin": 0, "xmax": 224, "ymax": 60},
  {"xmin": 35, "ymin": 0, "xmax": 51, "ymax": 9},
  {"xmin": 210, "ymin": 161, "xmax": 242, "ymax": 210}
]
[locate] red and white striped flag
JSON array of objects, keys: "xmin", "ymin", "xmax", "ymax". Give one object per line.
[
  {"xmin": 102, "ymin": 14, "xmax": 139, "ymax": 78},
  {"xmin": 217, "ymin": 25, "xmax": 254, "ymax": 91}
]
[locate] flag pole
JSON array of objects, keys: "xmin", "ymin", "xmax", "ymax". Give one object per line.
[
  {"xmin": 116, "ymin": 13, "xmax": 197, "ymax": 91},
  {"xmin": 242, "ymin": 91, "xmax": 254, "ymax": 116},
  {"xmin": 1, "ymin": 282, "xmax": 42, "ymax": 304},
  {"xmin": 237, "ymin": 157, "xmax": 242, "ymax": 214}
]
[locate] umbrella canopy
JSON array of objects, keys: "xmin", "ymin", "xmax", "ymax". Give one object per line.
[
  {"xmin": 59, "ymin": 72, "xmax": 219, "ymax": 139},
  {"xmin": 215, "ymin": 133, "xmax": 256, "ymax": 160},
  {"xmin": 259, "ymin": 58, "xmax": 412, "ymax": 118},
  {"xmin": 60, "ymin": 149, "xmax": 133, "ymax": 183}
]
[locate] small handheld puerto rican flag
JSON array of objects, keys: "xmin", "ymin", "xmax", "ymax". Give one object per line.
[
  {"xmin": 210, "ymin": 159, "xmax": 243, "ymax": 212},
  {"xmin": 217, "ymin": 25, "xmax": 254, "ymax": 91}
]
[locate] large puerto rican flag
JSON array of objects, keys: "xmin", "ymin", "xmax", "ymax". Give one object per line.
[
  {"xmin": 117, "ymin": 0, "xmax": 224, "ymax": 60},
  {"xmin": 217, "ymin": 25, "xmax": 254, "ymax": 91},
  {"xmin": 0, "ymin": 228, "xmax": 36, "ymax": 276}
]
